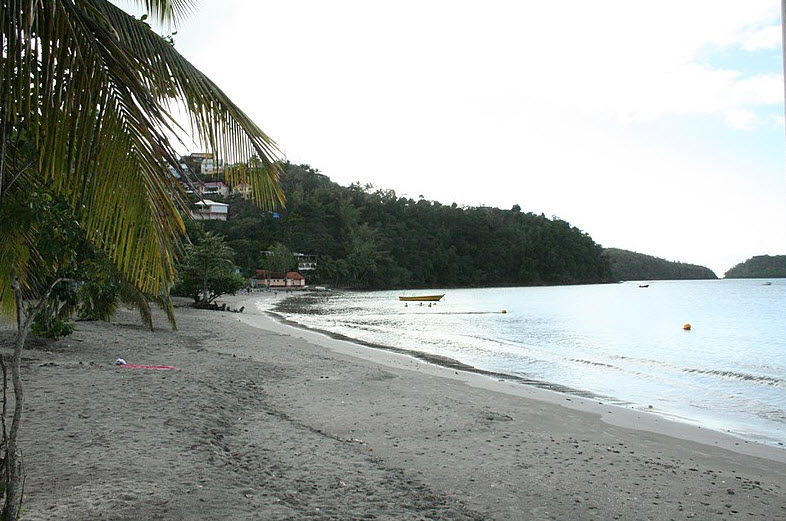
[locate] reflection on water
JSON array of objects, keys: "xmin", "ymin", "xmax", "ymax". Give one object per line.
[{"xmin": 264, "ymin": 280, "xmax": 786, "ymax": 446}]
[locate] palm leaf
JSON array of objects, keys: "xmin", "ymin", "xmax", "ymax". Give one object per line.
[
  {"xmin": 155, "ymin": 292, "xmax": 178, "ymax": 331},
  {"xmin": 119, "ymin": 280, "xmax": 154, "ymax": 330},
  {"xmin": 118, "ymin": 279, "xmax": 178, "ymax": 332},
  {"xmin": 131, "ymin": 0, "xmax": 196, "ymax": 26}
]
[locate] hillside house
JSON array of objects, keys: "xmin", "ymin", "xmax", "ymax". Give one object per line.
[
  {"xmin": 167, "ymin": 163, "xmax": 189, "ymax": 179},
  {"xmin": 232, "ymin": 183, "xmax": 252, "ymax": 199},
  {"xmin": 196, "ymin": 181, "xmax": 229, "ymax": 198},
  {"xmin": 187, "ymin": 152, "xmax": 211, "ymax": 161},
  {"xmin": 294, "ymin": 253, "xmax": 318, "ymax": 271},
  {"xmin": 192, "ymin": 199, "xmax": 228, "ymax": 221},
  {"xmin": 200, "ymin": 156, "xmax": 223, "ymax": 176}
]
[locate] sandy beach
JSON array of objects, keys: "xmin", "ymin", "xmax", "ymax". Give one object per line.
[{"xmin": 2, "ymin": 293, "xmax": 785, "ymax": 520}]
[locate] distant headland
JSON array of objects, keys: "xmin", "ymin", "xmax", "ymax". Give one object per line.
[
  {"xmin": 603, "ymin": 248, "xmax": 717, "ymax": 281},
  {"xmin": 724, "ymin": 255, "xmax": 786, "ymax": 279}
]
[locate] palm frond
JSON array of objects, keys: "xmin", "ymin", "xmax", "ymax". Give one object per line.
[
  {"xmin": 129, "ymin": 0, "xmax": 197, "ymax": 26},
  {"xmin": 155, "ymin": 293, "xmax": 178, "ymax": 331},
  {"xmin": 119, "ymin": 280, "xmax": 154, "ymax": 331}
]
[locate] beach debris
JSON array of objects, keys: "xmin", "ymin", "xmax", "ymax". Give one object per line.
[
  {"xmin": 683, "ymin": 323, "xmax": 692, "ymax": 330},
  {"xmin": 116, "ymin": 361, "xmax": 178, "ymax": 370},
  {"xmin": 482, "ymin": 410, "xmax": 514, "ymax": 422}
]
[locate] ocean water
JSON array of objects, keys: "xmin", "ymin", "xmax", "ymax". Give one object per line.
[{"xmin": 260, "ymin": 279, "xmax": 786, "ymax": 446}]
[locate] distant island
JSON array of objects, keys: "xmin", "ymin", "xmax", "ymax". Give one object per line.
[
  {"xmin": 604, "ymin": 248, "xmax": 717, "ymax": 281},
  {"xmin": 724, "ymin": 255, "xmax": 786, "ymax": 279}
]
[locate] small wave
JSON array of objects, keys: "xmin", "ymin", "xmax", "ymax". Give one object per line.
[
  {"xmin": 570, "ymin": 358, "xmax": 617, "ymax": 369},
  {"xmin": 263, "ymin": 310, "xmax": 607, "ymax": 400},
  {"xmin": 683, "ymin": 368, "xmax": 786, "ymax": 387},
  {"xmin": 754, "ymin": 407, "xmax": 786, "ymax": 423}
]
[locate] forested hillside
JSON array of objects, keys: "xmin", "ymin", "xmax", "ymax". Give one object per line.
[
  {"xmin": 200, "ymin": 162, "xmax": 613, "ymax": 289},
  {"xmin": 724, "ymin": 255, "xmax": 786, "ymax": 278},
  {"xmin": 603, "ymin": 248, "xmax": 717, "ymax": 281}
]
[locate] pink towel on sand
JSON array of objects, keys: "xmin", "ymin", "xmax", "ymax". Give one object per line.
[{"xmin": 119, "ymin": 364, "xmax": 177, "ymax": 370}]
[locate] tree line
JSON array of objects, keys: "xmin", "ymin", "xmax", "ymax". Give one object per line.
[
  {"xmin": 200, "ymin": 162, "xmax": 613, "ymax": 289},
  {"xmin": 603, "ymin": 248, "xmax": 717, "ymax": 281}
]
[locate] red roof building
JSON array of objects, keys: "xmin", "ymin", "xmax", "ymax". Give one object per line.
[{"xmin": 252, "ymin": 270, "xmax": 306, "ymax": 288}]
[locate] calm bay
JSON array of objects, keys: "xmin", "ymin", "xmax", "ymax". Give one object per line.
[{"xmin": 261, "ymin": 279, "xmax": 786, "ymax": 446}]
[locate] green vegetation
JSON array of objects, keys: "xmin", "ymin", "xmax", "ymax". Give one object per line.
[
  {"xmin": 173, "ymin": 230, "xmax": 248, "ymax": 307},
  {"xmin": 204, "ymin": 163, "xmax": 613, "ymax": 288},
  {"xmin": 725, "ymin": 255, "xmax": 786, "ymax": 278},
  {"xmin": 603, "ymin": 248, "xmax": 717, "ymax": 281},
  {"xmin": 260, "ymin": 243, "xmax": 298, "ymax": 274}
]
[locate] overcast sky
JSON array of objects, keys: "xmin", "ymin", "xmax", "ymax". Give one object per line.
[{"xmin": 135, "ymin": 0, "xmax": 785, "ymax": 276}]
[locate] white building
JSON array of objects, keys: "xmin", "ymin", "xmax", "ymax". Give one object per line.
[
  {"xmin": 192, "ymin": 199, "xmax": 228, "ymax": 221},
  {"xmin": 167, "ymin": 163, "xmax": 189, "ymax": 179},
  {"xmin": 294, "ymin": 253, "xmax": 318, "ymax": 271},
  {"xmin": 200, "ymin": 156, "xmax": 223, "ymax": 176}
]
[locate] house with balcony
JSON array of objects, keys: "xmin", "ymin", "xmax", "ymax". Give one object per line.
[
  {"xmin": 200, "ymin": 156, "xmax": 223, "ymax": 176},
  {"xmin": 196, "ymin": 181, "xmax": 229, "ymax": 198},
  {"xmin": 294, "ymin": 253, "xmax": 318, "ymax": 271},
  {"xmin": 192, "ymin": 199, "xmax": 228, "ymax": 221}
]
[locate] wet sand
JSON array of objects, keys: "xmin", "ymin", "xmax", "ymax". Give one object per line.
[{"xmin": 4, "ymin": 293, "xmax": 785, "ymax": 520}]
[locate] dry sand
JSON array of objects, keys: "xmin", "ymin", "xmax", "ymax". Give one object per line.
[{"xmin": 2, "ymin": 293, "xmax": 785, "ymax": 520}]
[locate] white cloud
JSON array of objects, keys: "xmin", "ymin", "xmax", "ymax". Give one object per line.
[
  {"xmin": 175, "ymin": 1, "xmax": 782, "ymax": 130},
  {"xmin": 742, "ymin": 25, "xmax": 783, "ymax": 51},
  {"xmin": 723, "ymin": 108, "xmax": 757, "ymax": 130},
  {"xmin": 729, "ymin": 73, "xmax": 784, "ymax": 105}
]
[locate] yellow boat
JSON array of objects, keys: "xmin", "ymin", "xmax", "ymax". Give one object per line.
[{"xmin": 398, "ymin": 294, "xmax": 444, "ymax": 302}]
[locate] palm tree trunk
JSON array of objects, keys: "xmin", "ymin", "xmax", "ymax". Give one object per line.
[
  {"xmin": 2, "ymin": 271, "xmax": 28, "ymax": 521},
  {"xmin": 0, "ymin": 78, "xmax": 8, "ymax": 205},
  {"xmin": 1, "ymin": 273, "xmax": 67, "ymax": 520}
]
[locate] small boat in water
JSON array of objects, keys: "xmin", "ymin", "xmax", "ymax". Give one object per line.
[
  {"xmin": 398, "ymin": 294, "xmax": 444, "ymax": 302},
  {"xmin": 638, "ymin": 284, "xmax": 649, "ymax": 288}
]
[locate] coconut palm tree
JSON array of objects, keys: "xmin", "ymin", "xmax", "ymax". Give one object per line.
[{"xmin": 0, "ymin": 1, "xmax": 284, "ymax": 518}]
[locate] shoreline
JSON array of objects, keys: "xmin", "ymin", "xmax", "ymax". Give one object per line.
[
  {"xmin": 241, "ymin": 292, "xmax": 786, "ymax": 461},
  {"xmin": 8, "ymin": 296, "xmax": 786, "ymax": 519}
]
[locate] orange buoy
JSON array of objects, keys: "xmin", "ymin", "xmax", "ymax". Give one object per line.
[
  {"xmin": 683, "ymin": 323, "xmax": 691, "ymax": 331},
  {"xmin": 501, "ymin": 309, "xmax": 507, "ymax": 314}
]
